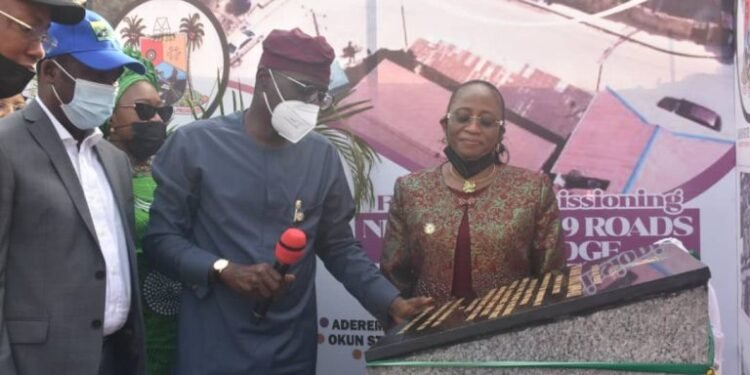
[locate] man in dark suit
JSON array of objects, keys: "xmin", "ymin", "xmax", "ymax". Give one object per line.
[
  {"xmin": 0, "ymin": 0, "xmax": 84, "ymax": 98},
  {"xmin": 0, "ymin": 10, "xmax": 146, "ymax": 375}
]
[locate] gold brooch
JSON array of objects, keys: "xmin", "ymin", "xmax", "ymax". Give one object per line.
[
  {"xmin": 294, "ymin": 200, "xmax": 304, "ymax": 223},
  {"xmin": 424, "ymin": 223, "xmax": 435, "ymax": 234},
  {"xmin": 462, "ymin": 180, "xmax": 477, "ymax": 193},
  {"xmin": 448, "ymin": 164, "xmax": 496, "ymax": 194}
]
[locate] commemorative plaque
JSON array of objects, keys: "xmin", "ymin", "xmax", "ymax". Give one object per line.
[{"xmin": 366, "ymin": 241, "xmax": 710, "ymax": 361}]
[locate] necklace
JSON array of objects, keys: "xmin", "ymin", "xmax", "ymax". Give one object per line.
[{"xmin": 448, "ymin": 164, "xmax": 496, "ymax": 193}]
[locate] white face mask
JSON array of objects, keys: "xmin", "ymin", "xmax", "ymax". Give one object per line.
[
  {"xmin": 263, "ymin": 69, "xmax": 319, "ymax": 144},
  {"xmin": 51, "ymin": 60, "xmax": 117, "ymax": 130}
]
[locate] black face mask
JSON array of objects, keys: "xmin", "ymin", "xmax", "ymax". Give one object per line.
[
  {"xmin": 0, "ymin": 53, "xmax": 35, "ymax": 99},
  {"xmin": 443, "ymin": 146, "xmax": 496, "ymax": 179},
  {"xmin": 126, "ymin": 121, "xmax": 167, "ymax": 162}
]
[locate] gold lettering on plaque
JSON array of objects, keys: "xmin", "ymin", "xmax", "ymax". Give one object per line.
[
  {"xmin": 464, "ymin": 298, "xmax": 480, "ymax": 314},
  {"xmin": 592, "ymin": 264, "xmax": 603, "ymax": 285},
  {"xmin": 502, "ymin": 278, "xmax": 529, "ymax": 316},
  {"xmin": 520, "ymin": 278, "xmax": 538, "ymax": 306},
  {"xmin": 567, "ymin": 264, "xmax": 583, "ymax": 298},
  {"xmin": 398, "ymin": 306, "xmax": 434, "ymax": 334},
  {"xmin": 480, "ymin": 286, "xmax": 507, "ymax": 317},
  {"xmin": 552, "ymin": 274, "xmax": 564, "ymax": 294},
  {"xmin": 417, "ymin": 301, "xmax": 451, "ymax": 331},
  {"xmin": 490, "ymin": 284, "xmax": 516, "ymax": 319},
  {"xmin": 466, "ymin": 288, "xmax": 498, "ymax": 322},
  {"xmin": 433, "ymin": 298, "xmax": 464, "ymax": 327},
  {"xmin": 534, "ymin": 273, "xmax": 552, "ymax": 306}
]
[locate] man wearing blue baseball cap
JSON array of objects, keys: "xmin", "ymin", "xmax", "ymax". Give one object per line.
[
  {"xmin": 0, "ymin": 10, "xmax": 145, "ymax": 375},
  {"xmin": 0, "ymin": 0, "xmax": 85, "ymax": 98}
]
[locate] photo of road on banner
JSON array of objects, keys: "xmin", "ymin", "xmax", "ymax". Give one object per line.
[
  {"xmin": 738, "ymin": 0, "xmax": 750, "ymax": 123},
  {"xmin": 84, "ymin": 0, "xmax": 740, "ymax": 373},
  {"xmin": 312, "ymin": 0, "xmax": 730, "ymax": 264},
  {"xmin": 89, "ymin": 0, "xmax": 734, "ymax": 199},
  {"xmin": 287, "ymin": 1, "xmax": 733, "ymax": 373}
]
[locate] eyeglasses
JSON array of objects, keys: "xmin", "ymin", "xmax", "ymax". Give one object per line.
[
  {"xmin": 275, "ymin": 71, "xmax": 333, "ymax": 110},
  {"xmin": 446, "ymin": 111, "xmax": 505, "ymax": 129},
  {"xmin": 0, "ymin": 9, "xmax": 57, "ymax": 50},
  {"xmin": 119, "ymin": 102, "xmax": 174, "ymax": 122}
]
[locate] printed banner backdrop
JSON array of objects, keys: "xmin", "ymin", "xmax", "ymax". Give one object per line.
[
  {"xmin": 90, "ymin": 0, "xmax": 742, "ymax": 374},
  {"xmin": 94, "ymin": 0, "xmax": 231, "ymax": 129},
  {"xmin": 739, "ymin": 171, "xmax": 750, "ymax": 375},
  {"xmin": 737, "ymin": 1, "xmax": 750, "ymax": 374}
]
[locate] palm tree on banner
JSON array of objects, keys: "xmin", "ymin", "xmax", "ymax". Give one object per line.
[
  {"xmin": 120, "ymin": 15, "xmax": 146, "ymax": 49},
  {"xmin": 179, "ymin": 13, "xmax": 205, "ymax": 103}
]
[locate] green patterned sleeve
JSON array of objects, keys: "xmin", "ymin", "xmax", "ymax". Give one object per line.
[{"xmin": 531, "ymin": 174, "xmax": 565, "ymax": 275}]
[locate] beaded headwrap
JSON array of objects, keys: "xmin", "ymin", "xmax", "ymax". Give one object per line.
[{"xmin": 101, "ymin": 47, "xmax": 160, "ymax": 135}]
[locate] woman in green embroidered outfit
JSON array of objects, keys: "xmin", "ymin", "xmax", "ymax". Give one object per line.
[{"xmin": 102, "ymin": 49, "xmax": 178, "ymax": 375}]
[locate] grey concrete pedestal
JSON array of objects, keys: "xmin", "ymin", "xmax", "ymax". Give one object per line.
[{"xmin": 367, "ymin": 286, "xmax": 709, "ymax": 375}]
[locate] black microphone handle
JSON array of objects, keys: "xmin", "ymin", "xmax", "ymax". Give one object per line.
[{"xmin": 253, "ymin": 262, "xmax": 291, "ymax": 319}]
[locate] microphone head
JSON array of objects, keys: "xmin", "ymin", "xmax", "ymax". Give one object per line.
[{"xmin": 275, "ymin": 228, "xmax": 307, "ymax": 265}]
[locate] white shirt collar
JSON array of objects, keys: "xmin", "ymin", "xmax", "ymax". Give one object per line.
[{"xmin": 36, "ymin": 98, "xmax": 103, "ymax": 145}]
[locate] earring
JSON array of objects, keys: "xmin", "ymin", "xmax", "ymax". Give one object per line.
[{"xmin": 495, "ymin": 143, "xmax": 501, "ymax": 154}]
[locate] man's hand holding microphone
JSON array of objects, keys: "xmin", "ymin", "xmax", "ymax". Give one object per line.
[
  {"xmin": 211, "ymin": 227, "xmax": 304, "ymax": 319},
  {"xmin": 218, "ymin": 262, "xmax": 296, "ymax": 301},
  {"xmin": 214, "ymin": 227, "xmax": 433, "ymax": 323}
]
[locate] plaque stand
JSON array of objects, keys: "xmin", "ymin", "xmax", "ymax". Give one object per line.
[
  {"xmin": 367, "ymin": 286, "xmax": 715, "ymax": 374},
  {"xmin": 366, "ymin": 241, "xmax": 715, "ymax": 374}
]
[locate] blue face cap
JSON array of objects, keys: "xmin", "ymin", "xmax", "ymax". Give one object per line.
[{"xmin": 45, "ymin": 10, "xmax": 145, "ymax": 75}]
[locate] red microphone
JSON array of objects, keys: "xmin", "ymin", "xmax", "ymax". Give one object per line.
[{"xmin": 254, "ymin": 227, "xmax": 307, "ymax": 318}]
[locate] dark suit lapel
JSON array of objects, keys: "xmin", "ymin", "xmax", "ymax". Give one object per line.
[{"xmin": 24, "ymin": 100, "xmax": 100, "ymax": 247}]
